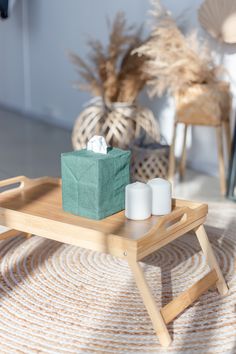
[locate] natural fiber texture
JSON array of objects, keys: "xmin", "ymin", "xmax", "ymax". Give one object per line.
[
  {"xmin": 134, "ymin": 1, "xmax": 223, "ymax": 97},
  {"xmin": 72, "ymin": 101, "xmax": 160, "ymax": 150},
  {"xmin": 0, "ymin": 202, "xmax": 235, "ymax": 353},
  {"xmin": 134, "ymin": 0, "xmax": 232, "ymax": 124},
  {"xmin": 175, "ymin": 81, "xmax": 231, "ymax": 125},
  {"xmin": 69, "ymin": 12, "xmax": 147, "ymax": 103},
  {"xmin": 70, "ymin": 12, "xmax": 160, "ymax": 151},
  {"xmin": 199, "ymin": 0, "xmax": 236, "ymax": 44},
  {"xmin": 131, "ymin": 144, "xmax": 169, "ymax": 182}
]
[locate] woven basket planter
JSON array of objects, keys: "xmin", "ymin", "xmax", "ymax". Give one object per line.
[
  {"xmin": 72, "ymin": 98, "xmax": 160, "ymax": 150},
  {"xmin": 131, "ymin": 143, "xmax": 170, "ymax": 183},
  {"xmin": 175, "ymin": 82, "xmax": 231, "ymax": 125}
]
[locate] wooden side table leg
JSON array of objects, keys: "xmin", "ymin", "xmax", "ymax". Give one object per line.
[
  {"xmin": 216, "ymin": 126, "xmax": 226, "ymax": 195},
  {"xmin": 223, "ymin": 120, "xmax": 231, "ymax": 161},
  {"xmin": 195, "ymin": 225, "xmax": 229, "ymax": 296},
  {"xmin": 128, "ymin": 258, "xmax": 171, "ymax": 347},
  {"xmin": 179, "ymin": 124, "xmax": 188, "ymax": 181},
  {"xmin": 168, "ymin": 122, "xmax": 177, "ymax": 182}
]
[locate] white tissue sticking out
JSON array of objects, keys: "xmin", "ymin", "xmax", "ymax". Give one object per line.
[{"xmin": 87, "ymin": 135, "xmax": 108, "ymax": 154}]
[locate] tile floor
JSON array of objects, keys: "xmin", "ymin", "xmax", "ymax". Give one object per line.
[
  {"xmin": 0, "ymin": 108, "xmax": 71, "ymax": 178},
  {"xmin": 0, "ymin": 107, "xmax": 234, "ymax": 204}
]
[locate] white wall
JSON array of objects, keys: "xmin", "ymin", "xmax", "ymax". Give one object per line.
[
  {"xmin": 0, "ymin": 0, "xmax": 150, "ymax": 126},
  {"xmin": 0, "ymin": 0, "xmax": 235, "ymax": 175}
]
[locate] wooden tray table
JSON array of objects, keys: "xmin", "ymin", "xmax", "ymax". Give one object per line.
[{"xmin": 0, "ymin": 176, "xmax": 228, "ymax": 347}]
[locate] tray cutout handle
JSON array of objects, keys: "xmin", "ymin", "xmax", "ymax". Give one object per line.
[
  {"xmin": 157, "ymin": 207, "xmax": 191, "ymax": 233},
  {"xmin": 146, "ymin": 207, "xmax": 192, "ymax": 240},
  {"xmin": 0, "ymin": 176, "xmax": 30, "ymax": 195},
  {"xmin": 163, "ymin": 211, "xmax": 188, "ymax": 232}
]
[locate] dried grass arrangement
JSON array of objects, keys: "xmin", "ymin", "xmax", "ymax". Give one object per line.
[
  {"xmin": 70, "ymin": 12, "xmax": 147, "ymax": 104},
  {"xmin": 134, "ymin": 0, "xmax": 231, "ymax": 125},
  {"xmin": 70, "ymin": 12, "xmax": 160, "ymax": 150}
]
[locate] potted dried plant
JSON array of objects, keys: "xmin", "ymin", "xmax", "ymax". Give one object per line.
[
  {"xmin": 134, "ymin": 1, "xmax": 231, "ymax": 126},
  {"xmin": 134, "ymin": 0, "xmax": 232, "ymax": 185},
  {"xmin": 70, "ymin": 12, "xmax": 160, "ymax": 150}
]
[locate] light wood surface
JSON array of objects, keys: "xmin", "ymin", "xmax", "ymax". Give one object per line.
[
  {"xmin": 223, "ymin": 120, "xmax": 232, "ymax": 160},
  {"xmin": 0, "ymin": 229, "xmax": 22, "ymax": 240},
  {"xmin": 168, "ymin": 121, "xmax": 177, "ymax": 181},
  {"xmin": 195, "ymin": 225, "xmax": 229, "ymax": 295},
  {"xmin": 128, "ymin": 258, "xmax": 171, "ymax": 347},
  {"xmin": 0, "ymin": 176, "xmax": 207, "ymax": 261},
  {"xmin": 0, "ymin": 176, "xmax": 227, "ymax": 347},
  {"xmin": 137, "ymin": 202, "xmax": 207, "ymax": 260},
  {"xmin": 169, "ymin": 119, "xmax": 231, "ymax": 196},
  {"xmin": 161, "ymin": 269, "xmax": 218, "ymax": 324},
  {"xmin": 0, "ymin": 175, "xmax": 58, "ymax": 195},
  {"xmin": 216, "ymin": 126, "xmax": 226, "ymax": 195},
  {"xmin": 0, "ymin": 229, "xmax": 31, "ymax": 240},
  {"xmin": 179, "ymin": 124, "xmax": 188, "ymax": 180}
]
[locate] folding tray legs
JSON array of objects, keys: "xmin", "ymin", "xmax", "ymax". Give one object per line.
[
  {"xmin": 128, "ymin": 224, "xmax": 228, "ymax": 347},
  {"xmin": 0, "ymin": 224, "xmax": 228, "ymax": 347},
  {"xmin": 0, "ymin": 229, "xmax": 32, "ymax": 241}
]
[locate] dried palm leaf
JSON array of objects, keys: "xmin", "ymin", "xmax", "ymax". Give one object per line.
[
  {"xmin": 69, "ymin": 53, "xmax": 102, "ymax": 96},
  {"xmin": 69, "ymin": 12, "xmax": 147, "ymax": 103},
  {"xmin": 134, "ymin": 0, "xmax": 223, "ymax": 97}
]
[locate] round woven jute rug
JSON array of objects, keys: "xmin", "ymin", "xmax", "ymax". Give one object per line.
[{"xmin": 0, "ymin": 203, "xmax": 235, "ymax": 353}]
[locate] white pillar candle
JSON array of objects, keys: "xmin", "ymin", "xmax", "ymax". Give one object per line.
[
  {"xmin": 125, "ymin": 182, "xmax": 152, "ymax": 220},
  {"xmin": 147, "ymin": 178, "xmax": 172, "ymax": 216}
]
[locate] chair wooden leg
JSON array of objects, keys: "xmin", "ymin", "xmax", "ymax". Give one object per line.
[
  {"xmin": 168, "ymin": 122, "xmax": 177, "ymax": 182},
  {"xmin": 216, "ymin": 126, "xmax": 226, "ymax": 195},
  {"xmin": 179, "ymin": 124, "xmax": 188, "ymax": 181},
  {"xmin": 128, "ymin": 258, "xmax": 171, "ymax": 347},
  {"xmin": 223, "ymin": 120, "xmax": 231, "ymax": 161},
  {"xmin": 195, "ymin": 225, "xmax": 229, "ymax": 296}
]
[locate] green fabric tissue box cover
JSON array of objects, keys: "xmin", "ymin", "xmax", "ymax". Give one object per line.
[{"xmin": 61, "ymin": 148, "xmax": 131, "ymax": 220}]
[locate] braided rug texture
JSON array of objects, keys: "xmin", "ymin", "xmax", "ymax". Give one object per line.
[{"xmin": 0, "ymin": 203, "xmax": 235, "ymax": 353}]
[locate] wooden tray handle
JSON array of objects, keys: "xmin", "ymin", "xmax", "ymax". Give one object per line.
[
  {"xmin": 149, "ymin": 207, "xmax": 192, "ymax": 237},
  {"xmin": 0, "ymin": 176, "xmax": 60, "ymax": 195},
  {"xmin": 0, "ymin": 176, "xmax": 31, "ymax": 194},
  {"xmin": 158, "ymin": 207, "xmax": 191, "ymax": 232}
]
